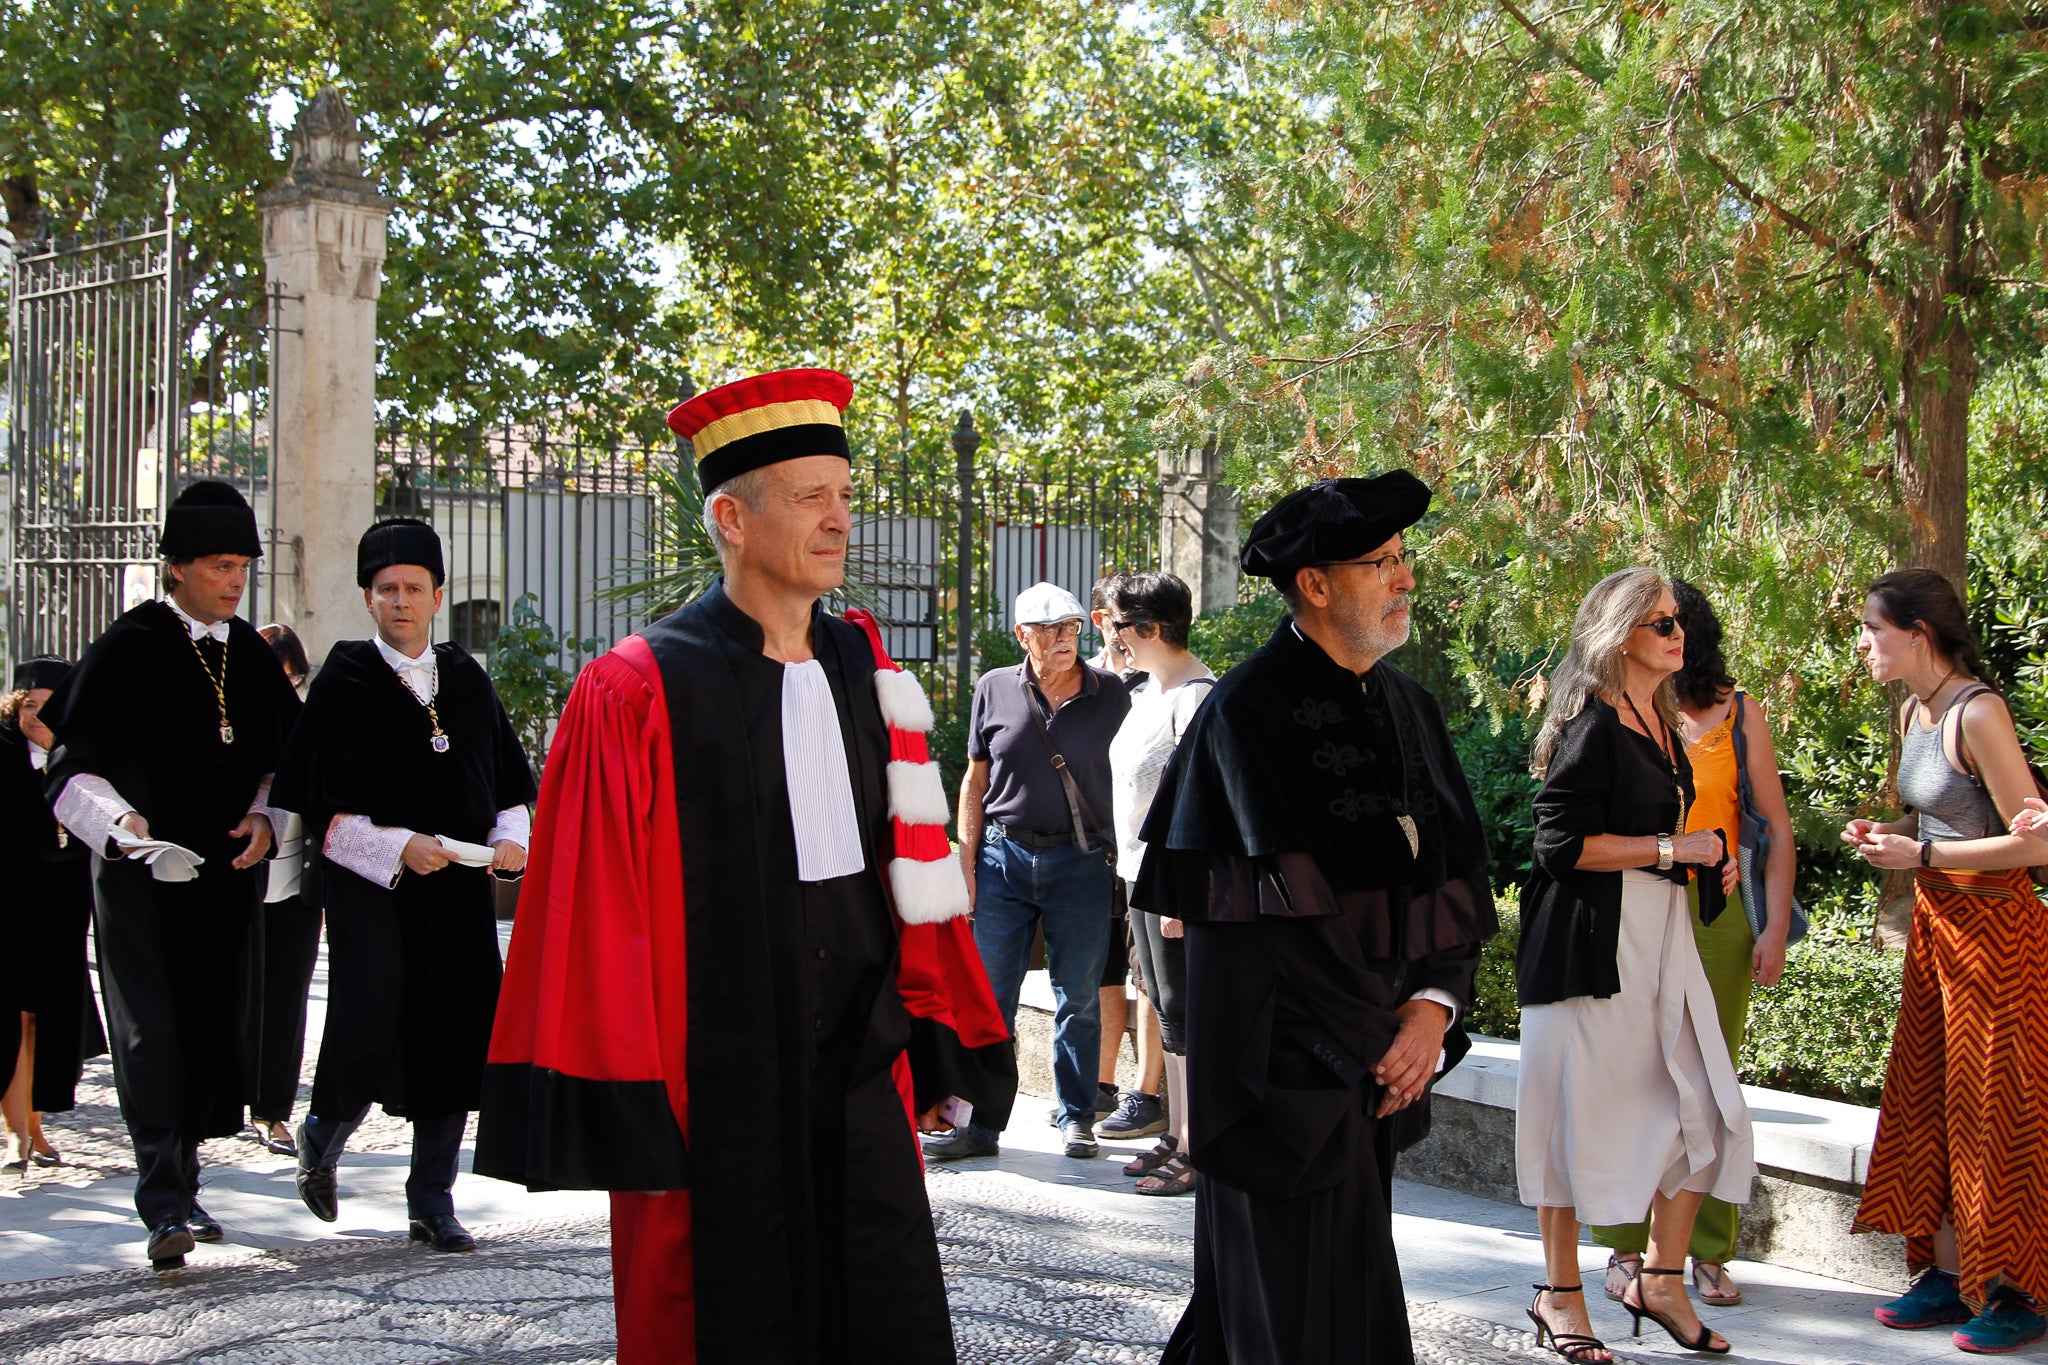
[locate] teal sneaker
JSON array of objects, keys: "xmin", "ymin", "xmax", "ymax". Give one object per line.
[
  {"xmin": 1954, "ymin": 1291, "xmax": 2047, "ymax": 1355},
  {"xmin": 1874, "ymin": 1268, "xmax": 1969, "ymax": 1329}
]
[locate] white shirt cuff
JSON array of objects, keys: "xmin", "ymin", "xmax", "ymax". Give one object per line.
[
  {"xmin": 55, "ymin": 773, "xmax": 136, "ymax": 855},
  {"xmin": 487, "ymin": 805, "xmax": 531, "ymax": 850},
  {"xmin": 1407, "ymin": 987, "xmax": 1461, "ymax": 1026},
  {"xmin": 324, "ymin": 813, "xmax": 414, "ymax": 890}
]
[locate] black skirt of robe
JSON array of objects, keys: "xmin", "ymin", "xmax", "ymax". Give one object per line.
[
  {"xmin": 0, "ymin": 723, "xmax": 106, "ymax": 1112},
  {"xmin": 273, "ymin": 640, "xmax": 536, "ymax": 1121}
]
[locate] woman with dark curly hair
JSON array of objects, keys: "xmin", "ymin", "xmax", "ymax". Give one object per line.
[{"xmin": 1590, "ymin": 579, "xmax": 1797, "ymax": 1310}]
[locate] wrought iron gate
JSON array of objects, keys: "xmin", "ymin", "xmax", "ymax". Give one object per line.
[
  {"xmin": 7, "ymin": 193, "xmax": 293, "ymax": 665},
  {"xmin": 8, "ymin": 211, "xmax": 180, "ymax": 661}
]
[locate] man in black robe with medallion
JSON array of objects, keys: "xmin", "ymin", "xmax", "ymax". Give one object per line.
[
  {"xmin": 40, "ymin": 480, "xmax": 300, "ymax": 1271},
  {"xmin": 272, "ymin": 518, "xmax": 535, "ymax": 1253},
  {"xmin": 1134, "ymin": 472, "xmax": 1498, "ymax": 1363}
]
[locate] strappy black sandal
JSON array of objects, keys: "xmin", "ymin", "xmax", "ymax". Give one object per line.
[
  {"xmin": 1122, "ymin": 1133, "xmax": 1177, "ymax": 1177},
  {"xmin": 1623, "ymin": 1266, "xmax": 1731, "ymax": 1354},
  {"xmin": 1527, "ymin": 1283, "xmax": 1612, "ymax": 1363}
]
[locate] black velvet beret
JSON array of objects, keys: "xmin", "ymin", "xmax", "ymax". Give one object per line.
[
  {"xmin": 158, "ymin": 480, "xmax": 263, "ymax": 560},
  {"xmin": 1240, "ymin": 472, "xmax": 1432, "ymax": 582},
  {"xmin": 12, "ymin": 655, "xmax": 71, "ymax": 692},
  {"xmin": 357, "ymin": 517, "xmax": 447, "ymax": 588}
]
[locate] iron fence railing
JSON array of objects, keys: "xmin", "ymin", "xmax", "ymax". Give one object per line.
[{"xmin": 374, "ymin": 421, "xmax": 1161, "ymax": 715}]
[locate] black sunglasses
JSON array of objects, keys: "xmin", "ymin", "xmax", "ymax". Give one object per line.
[
  {"xmin": 1633, "ymin": 615, "xmax": 1682, "ymax": 637},
  {"xmin": 1109, "ymin": 618, "xmax": 1157, "ymax": 635}
]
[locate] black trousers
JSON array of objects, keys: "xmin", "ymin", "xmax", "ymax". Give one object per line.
[
  {"xmin": 1129, "ymin": 907, "xmax": 1190, "ymax": 1054},
  {"xmin": 301, "ymin": 1106, "xmax": 467, "ymax": 1220},
  {"xmin": 252, "ymin": 894, "xmax": 321, "ymax": 1121},
  {"xmin": 129, "ymin": 1124, "xmax": 202, "ymax": 1229}
]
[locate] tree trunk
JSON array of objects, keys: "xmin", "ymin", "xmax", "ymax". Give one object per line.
[{"xmin": 1893, "ymin": 311, "xmax": 1977, "ymax": 591}]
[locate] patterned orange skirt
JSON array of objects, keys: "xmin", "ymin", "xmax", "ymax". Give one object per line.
[{"xmin": 1855, "ymin": 865, "xmax": 2048, "ymax": 1308}]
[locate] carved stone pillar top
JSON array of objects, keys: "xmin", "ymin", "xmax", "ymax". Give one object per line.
[{"xmin": 258, "ymin": 88, "xmax": 395, "ymax": 213}]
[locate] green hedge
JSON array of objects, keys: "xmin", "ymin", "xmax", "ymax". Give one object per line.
[{"xmin": 1466, "ymin": 898, "xmax": 1902, "ymax": 1107}]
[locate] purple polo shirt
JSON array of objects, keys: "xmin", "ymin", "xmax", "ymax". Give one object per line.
[{"xmin": 968, "ymin": 661, "xmax": 1130, "ymax": 837}]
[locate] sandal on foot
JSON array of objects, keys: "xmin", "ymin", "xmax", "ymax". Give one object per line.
[
  {"xmin": 1624, "ymin": 1267, "xmax": 1730, "ymax": 1354},
  {"xmin": 1603, "ymin": 1251, "xmax": 1641, "ymax": 1303},
  {"xmin": 1123, "ymin": 1134, "xmax": 1178, "ymax": 1177},
  {"xmin": 1691, "ymin": 1258, "xmax": 1742, "ymax": 1306},
  {"xmin": 1527, "ymin": 1284, "xmax": 1612, "ymax": 1364},
  {"xmin": 1135, "ymin": 1152, "xmax": 1196, "ymax": 1196}
]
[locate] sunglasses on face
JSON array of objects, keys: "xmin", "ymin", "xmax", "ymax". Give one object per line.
[
  {"xmin": 1109, "ymin": 618, "xmax": 1156, "ymax": 636},
  {"xmin": 1633, "ymin": 615, "xmax": 1682, "ymax": 637}
]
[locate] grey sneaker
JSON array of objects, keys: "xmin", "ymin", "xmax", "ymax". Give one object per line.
[
  {"xmin": 1098, "ymin": 1090, "xmax": 1167, "ymax": 1138},
  {"xmin": 1061, "ymin": 1119, "xmax": 1099, "ymax": 1159}
]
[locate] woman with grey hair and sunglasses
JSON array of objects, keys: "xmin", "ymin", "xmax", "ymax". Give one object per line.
[{"xmin": 1515, "ymin": 568, "xmax": 1756, "ymax": 1363}]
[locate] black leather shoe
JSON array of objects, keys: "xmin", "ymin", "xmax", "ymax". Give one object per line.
[
  {"xmin": 409, "ymin": 1213, "xmax": 476, "ymax": 1253},
  {"xmin": 295, "ymin": 1163, "xmax": 338, "ymax": 1222},
  {"xmin": 922, "ymin": 1128, "xmax": 999, "ymax": 1161},
  {"xmin": 146, "ymin": 1219, "xmax": 194, "ymax": 1271},
  {"xmin": 188, "ymin": 1204, "xmax": 223, "ymax": 1242}
]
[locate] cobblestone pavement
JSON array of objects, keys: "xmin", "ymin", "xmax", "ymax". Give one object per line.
[{"xmin": 0, "ymin": 1161, "xmax": 1620, "ymax": 1364}]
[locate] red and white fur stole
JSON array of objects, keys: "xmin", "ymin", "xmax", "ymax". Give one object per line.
[{"xmin": 845, "ymin": 611, "xmax": 971, "ymax": 924}]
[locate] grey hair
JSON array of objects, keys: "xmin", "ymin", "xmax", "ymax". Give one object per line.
[
  {"xmin": 1530, "ymin": 566, "xmax": 1683, "ymax": 777},
  {"xmin": 701, "ymin": 468, "xmax": 769, "ymax": 556}
]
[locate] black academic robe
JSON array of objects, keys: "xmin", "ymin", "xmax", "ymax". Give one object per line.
[
  {"xmin": 271, "ymin": 641, "xmax": 535, "ymax": 1121},
  {"xmin": 480, "ymin": 581, "xmax": 1012, "ymax": 1365},
  {"xmin": 0, "ymin": 722, "xmax": 106, "ymax": 1112},
  {"xmin": 38, "ymin": 602, "xmax": 300, "ymax": 1136},
  {"xmin": 1134, "ymin": 619, "xmax": 1497, "ymax": 1365}
]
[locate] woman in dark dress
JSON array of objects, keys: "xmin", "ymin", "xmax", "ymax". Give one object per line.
[
  {"xmin": 248, "ymin": 623, "xmax": 316, "ymax": 1157},
  {"xmin": 0, "ymin": 656, "xmax": 106, "ymax": 1169}
]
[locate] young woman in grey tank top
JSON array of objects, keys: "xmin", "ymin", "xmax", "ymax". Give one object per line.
[{"xmin": 1840, "ymin": 569, "xmax": 2048, "ymax": 1353}]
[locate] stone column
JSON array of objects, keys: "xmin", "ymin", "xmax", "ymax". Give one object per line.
[
  {"xmin": 1158, "ymin": 441, "xmax": 1240, "ymax": 615},
  {"xmin": 259, "ymin": 89, "xmax": 393, "ymax": 663}
]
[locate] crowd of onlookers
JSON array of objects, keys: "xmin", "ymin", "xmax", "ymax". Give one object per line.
[{"xmin": 920, "ymin": 551, "xmax": 2048, "ymax": 1359}]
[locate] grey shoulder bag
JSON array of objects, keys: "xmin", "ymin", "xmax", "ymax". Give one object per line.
[{"xmin": 1730, "ymin": 691, "xmax": 1809, "ymax": 945}]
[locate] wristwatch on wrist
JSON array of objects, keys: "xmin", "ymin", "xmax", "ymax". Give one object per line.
[
  {"xmin": 1657, "ymin": 835, "xmax": 1675, "ymax": 871},
  {"xmin": 1921, "ymin": 839, "xmax": 1935, "ymax": 868}
]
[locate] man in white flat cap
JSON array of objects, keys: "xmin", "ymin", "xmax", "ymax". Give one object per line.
[{"xmin": 931, "ymin": 582, "xmax": 1132, "ymax": 1162}]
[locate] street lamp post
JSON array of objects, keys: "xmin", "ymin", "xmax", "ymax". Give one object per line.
[{"xmin": 951, "ymin": 411, "xmax": 980, "ymax": 712}]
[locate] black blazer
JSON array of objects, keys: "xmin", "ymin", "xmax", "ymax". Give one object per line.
[{"xmin": 1516, "ymin": 698, "xmax": 1693, "ymax": 1006}]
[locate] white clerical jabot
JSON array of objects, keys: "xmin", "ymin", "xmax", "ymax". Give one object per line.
[
  {"xmin": 165, "ymin": 596, "xmax": 230, "ymax": 642},
  {"xmin": 374, "ymin": 635, "xmax": 436, "ymax": 703},
  {"xmin": 781, "ymin": 659, "xmax": 865, "ymax": 883}
]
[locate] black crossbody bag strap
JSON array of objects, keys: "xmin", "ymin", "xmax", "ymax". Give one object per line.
[{"xmin": 1025, "ymin": 693, "xmax": 1105, "ymax": 854}]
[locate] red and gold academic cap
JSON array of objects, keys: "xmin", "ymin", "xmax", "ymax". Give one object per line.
[{"xmin": 666, "ymin": 368, "xmax": 854, "ymax": 492}]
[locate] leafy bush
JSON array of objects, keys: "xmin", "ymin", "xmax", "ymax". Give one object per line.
[
  {"xmin": 1189, "ymin": 592, "xmax": 1286, "ymax": 673},
  {"xmin": 1466, "ymin": 898, "xmax": 1523, "ymax": 1041},
  {"xmin": 488, "ymin": 593, "xmax": 599, "ymax": 775},
  {"xmin": 1740, "ymin": 937, "xmax": 1903, "ymax": 1107}
]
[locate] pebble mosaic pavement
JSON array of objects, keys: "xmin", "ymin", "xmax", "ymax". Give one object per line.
[{"xmin": 0, "ymin": 1157, "xmax": 1638, "ymax": 1364}]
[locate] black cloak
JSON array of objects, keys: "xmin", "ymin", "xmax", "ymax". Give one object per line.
[
  {"xmin": 1133, "ymin": 618, "xmax": 1497, "ymax": 1365},
  {"xmin": 38, "ymin": 601, "xmax": 300, "ymax": 1135},
  {"xmin": 0, "ymin": 722, "xmax": 106, "ymax": 1112},
  {"xmin": 271, "ymin": 640, "xmax": 534, "ymax": 1120}
]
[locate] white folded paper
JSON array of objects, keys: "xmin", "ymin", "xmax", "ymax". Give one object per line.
[
  {"xmin": 108, "ymin": 826, "xmax": 206, "ymax": 883},
  {"xmin": 436, "ymin": 834, "xmax": 497, "ymax": 868}
]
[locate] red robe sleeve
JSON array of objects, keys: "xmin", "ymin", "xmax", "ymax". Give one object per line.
[{"xmin": 475, "ymin": 637, "xmax": 692, "ymax": 1191}]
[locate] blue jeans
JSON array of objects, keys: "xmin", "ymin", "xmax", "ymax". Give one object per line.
[{"xmin": 970, "ymin": 828, "xmax": 1114, "ymax": 1134}]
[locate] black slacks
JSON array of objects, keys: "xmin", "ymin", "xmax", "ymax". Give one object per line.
[
  {"xmin": 129, "ymin": 1124, "xmax": 202, "ymax": 1229},
  {"xmin": 252, "ymin": 894, "xmax": 321, "ymax": 1121},
  {"xmin": 301, "ymin": 1106, "xmax": 468, "ymax": 1219}
]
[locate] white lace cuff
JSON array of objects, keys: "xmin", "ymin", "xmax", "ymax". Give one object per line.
[
  {"xmin": 247, "ymin": 775, "xmax": 287, "ymax": 848},
  {"xmin": 324, "ymin": 813, "xmax": 414, "ymax": 890},
  {"xmin": 487, "ymin": 805, "xmax": 531, "ymax": 850},
  {"xmin": 55, "ymin": 774, "xmax": 136, "ymax": 855}
]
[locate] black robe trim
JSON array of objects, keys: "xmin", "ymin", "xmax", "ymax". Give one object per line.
[{"xmin": 475, "ymin": 1066, "xmax": 689, "ymax": 1193}]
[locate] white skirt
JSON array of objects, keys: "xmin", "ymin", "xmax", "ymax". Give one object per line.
[{"xmin": 1516, "ymin": 869, "xmax": 1756, "ymax": 1223}]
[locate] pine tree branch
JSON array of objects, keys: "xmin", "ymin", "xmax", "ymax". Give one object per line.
[{"xmin": 1705, "ymin": 153, "xmax": 1883, "ymax": 282}]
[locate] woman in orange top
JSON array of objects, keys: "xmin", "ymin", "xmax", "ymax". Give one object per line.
[{"xmin": 1591, "ymin": 579, "xmax": 1796, "ymax": 1309}]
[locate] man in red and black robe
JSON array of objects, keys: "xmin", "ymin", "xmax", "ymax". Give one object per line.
[{"xmin": 477, "ymin": 369, "xmax": 1013, "ymax": 1365}]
